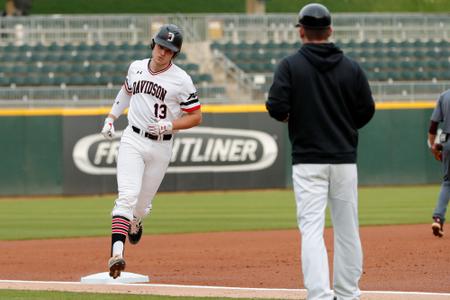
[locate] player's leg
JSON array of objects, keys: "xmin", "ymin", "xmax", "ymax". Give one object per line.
[
  {"xmin": 109, "ymin": 140, "xmax": 145, "ymax": 277},
  {"xmin": 432, "ymin": 144, "xmax": 450, "ymax": 237},
  {"xmin": 128, "ymin": 140, "xmax": 173, "ymax": 244},
  {"xmin": 329, "ymin": 164, "xmax": 362, "ymax": 300},
  {"xmin": 292, "ymin": 164, "xmax": 334, "ymax": 300}
]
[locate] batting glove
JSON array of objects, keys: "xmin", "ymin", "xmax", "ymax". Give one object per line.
[
  {"xmin": 147, "ymin": 120, "xmax": 173, "ymax": 136},
  {"xmin": 101, "ymin": 117, "xmax": 115, "ymax": 139}
]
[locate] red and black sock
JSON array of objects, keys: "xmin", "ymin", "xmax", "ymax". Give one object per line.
[{"xmin": 111, "ymin": 215, "xmax": 130, "ymax": 256}]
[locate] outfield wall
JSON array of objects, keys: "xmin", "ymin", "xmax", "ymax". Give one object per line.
[{"xmin": 0, "ymin": 103, "xmax": 441, "ymax": 196}]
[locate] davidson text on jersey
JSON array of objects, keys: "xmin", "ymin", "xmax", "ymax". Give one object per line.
[{"xmin": 132, "ymin": 80, "xmax": 167, "ymax": 101}]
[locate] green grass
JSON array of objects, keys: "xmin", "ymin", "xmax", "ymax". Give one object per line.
[
  {"xmin": 0, "ymin": 186, "xmax": 441, "ymax": 241},
  {"xmin": 0, "ymin": 0, "xmax": 447, "ymax": 14},
  {"xmin": 0, "ymin": 290, "xmax": 278, "ymax": 300}
]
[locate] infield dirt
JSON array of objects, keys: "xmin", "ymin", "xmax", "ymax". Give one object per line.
[{"xmin": 1, "ymin": 224, "xmax": 449, "ymax": 293}]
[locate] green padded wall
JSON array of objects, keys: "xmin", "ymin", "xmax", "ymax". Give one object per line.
[{"xmin": 0, "ymin": 116, "xmax": 63, "ymax": 195}]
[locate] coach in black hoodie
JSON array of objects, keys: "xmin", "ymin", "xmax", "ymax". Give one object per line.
[{"xmin": 266, "ymin": 3, "xmax": 375, "ymax": 300}]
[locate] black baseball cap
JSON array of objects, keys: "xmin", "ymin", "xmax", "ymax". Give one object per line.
[{"xmin": 295, "ymin": 3, "xmax": 331, "ymax": 29}]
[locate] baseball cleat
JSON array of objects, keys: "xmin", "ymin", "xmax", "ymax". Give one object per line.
[
  {"xmin": 128, "ymin": 217, "xmax": 143, "ymax": 245},
  {"xmin": 432, "ymin": 217, "xmax": 444, "ymax": 237},
  {"xmin": 108, "ymin": 255, "xmax": 126, "ymax": 279}
]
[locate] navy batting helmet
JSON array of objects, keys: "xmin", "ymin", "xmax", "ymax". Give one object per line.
[
  {"xmin": 295, "ymin": 3, "xmax": 331, "ymax": 29},
  {"xmin": 151, "ymin": 24, "xmax": 183, "ymax": 54}
]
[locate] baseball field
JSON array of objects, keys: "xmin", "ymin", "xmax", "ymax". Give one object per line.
[{"xmin": 1, "ymin": 186, "xmax": 449, "ymax": 299}]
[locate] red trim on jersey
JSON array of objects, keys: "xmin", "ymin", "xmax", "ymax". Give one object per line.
[
  {"xmin": 147, "ymin": 59, "xmax": 172, "ymax": 75},
  {"xmin": 123, "ymin": 82, "xmax": 132, "ymax": 95},
  {"xmin": 181, "ymin": 104, "xmax": 201, "ymax": 112}
]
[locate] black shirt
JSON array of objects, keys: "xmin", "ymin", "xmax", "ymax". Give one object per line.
[{"xmin": 266, "ymin": 43, "xmax": 375, "ymax": 164}]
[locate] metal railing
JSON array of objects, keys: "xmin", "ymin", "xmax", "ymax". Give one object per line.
[
  {"xmin": 0, "ymin": 85, "xmax": 228, "ymax": 107},
  {"xmin": 0, "ymin": 81, "xmax": 447, "ymax": 107}
]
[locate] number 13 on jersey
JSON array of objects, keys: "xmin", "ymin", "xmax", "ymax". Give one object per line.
[{"xmin": 154, "ymin": 103, "xmax": 167, "ymax": 119}]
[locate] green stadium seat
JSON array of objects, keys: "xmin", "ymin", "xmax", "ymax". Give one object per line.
[
  {"xmin": 426, "ymin": 60, "xmax": 440, "ymax": 69},
  {"xmin": 111, "ymin": 75, "xmax": 123, "ymax": 85},
  {"xmin": 28, "ymin": 76, "xmax": 40, "ymax": 86},
  {"xmin": 15, "ymin": 65, "xmax": 27, "ymax": 74},
  {"xmin": 17, "ymin": 44, "xmax": 32, "ymax": 53},
  {"xmin": 84, "ymin": 75, "xmax": 99, "ymax": 85},
  {"xmin": 62, "ymin": 43, "xmax": 77, "ymax": 52},
  {"xmin": 91, "ymin": 42, "xmax": 103, "ymax": 52},
  {"xmin": 59, "ymin": 52, "xmax": 75, "ymax": 62},
  {"xmin": 0, "ymin": 77, "xmax": 10, "ymax": 86},
  {"xmin": 12, "ymin": 76, "xmax": 26, "ymax": 86},
  {"xmin": 70, "ymin": 64, "xmax": 85, "ymax": 73},
  {"xmin": 184, "ymin": 63, "xmax": 199, "ymax": 72},
  {"xmin": 118, "ymin": 43, "xmax": 132, "ymax": 51},
  {"xmin": 77, "ymin": 43, "xmax": 90, "ymax": 52},
  {"xmin": 68, "ymin": 75, "xmax": 85, "ymax": 85},
  {"xmin": 33, "ymin": 43, "xmax": 46, "ymax": 53},
  {"xmin": 100, "ymin": 64, "xmax": 114, "ymax": 73},
  {"xmin": 46, "ymin": 53, "xmax": 62, "ymax": 62},
  {"xmin": 1, "ymin": 52, "xmax": 16, "ymax": 62},
  {"xmin": 54, "ymin": 76, "xmax": 69, "ymax": 85},
  {"xmin": 87, "ymin": 53, "xmax": 102, "ymax": 62},
  {"xmin": 400, "ymin": 71, "xmax": 414, "ymax": 80},
  {"xmin": 56, "ymin": 64, "xmax": 71, "ymax": 73},
  {"xmin": 197, "ymin": 73, "xmax": 213, "ymax": 83},
  {"xmin": 439, "ymin": 71, "xmax": 450, "ymax": 80},
  {"xmin": 85, "ymin": 64, "xmax": 102, "ymax": 73},
  {"xmin": 414, "ymin": 71, "xmax": 427, "ymax": 80},
  {"xmin": 41, "ymin": 64, "xmax": 57, "ymax": 73},
  {"xmin": 38, "ymin": 76, "xmax": 54, "ymax": 86},
  {"xmin": 48, "ymin": 42, "xmax": 61, "ymax": 52},
  {"xmin": 114, "ymin": 63, "xmax": 128, "ymax": 73}
]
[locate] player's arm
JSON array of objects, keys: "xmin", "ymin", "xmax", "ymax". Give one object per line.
[
  {"xmin": 354, "ymin": 66, "xmax": 375, "ymax": 129},
  {"xmin": 266, "ymin": 59, "xmax": 291, "ymax": 122},
  {"xmin": 428, "ymin": 120, "xmax": 442, "ymax": 161},
  {"xmin": 172, "ymin": 108, "xmax": 202, "ymax": 130},
  {"xmin": 101, "ymin": 86, "xmax": 131, "ymax": 139},
  {"xmin": 428, "ymin": 120, "xmax": 438, "ymax": 147}
]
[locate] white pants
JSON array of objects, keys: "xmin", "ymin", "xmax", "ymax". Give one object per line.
[
  {"xmin": 112, "ymin": 126, "xmax": 173, "ymax": 221},
  {"xmin": 292, "ymin": 164, "xmax": 362, "ymax": 300}
]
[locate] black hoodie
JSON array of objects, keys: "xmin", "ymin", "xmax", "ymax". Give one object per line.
[{"xmin": 266, "ymin": 43, "xmax": 375, "ymax": 164}]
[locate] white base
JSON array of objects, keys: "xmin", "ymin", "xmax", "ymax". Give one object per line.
[{"xmin": 80, "ymin": 272, "xmax": 149, "ymax": 284}]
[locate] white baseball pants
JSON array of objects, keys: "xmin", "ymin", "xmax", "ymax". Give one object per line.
[
  {"xmin": 112, "ymin": 126, "xmax": 173, "ymax": 221},
  {"xmin": 292, "ymin": 164, "xmax": 362, "ymax": 300}
]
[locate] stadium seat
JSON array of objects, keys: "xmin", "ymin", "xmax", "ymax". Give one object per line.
[
  {"xmin": 198, "ymin": 73, "xmax": 213, "ymax": 83},
  {"xmin": 39, "ymin": 76, "xmax": 55, "ymax": 86},
  {"xmin": 62, "ymin": 43, "xmax": 77, "ymax": 52},
  {"xmin": 100, "ymin": 64, "xmax": 115, "ymax": 73}
]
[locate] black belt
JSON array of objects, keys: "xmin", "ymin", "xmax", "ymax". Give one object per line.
[{"xmin": 131, "ymin": 126, "xmax": 172, "ymax": 141}]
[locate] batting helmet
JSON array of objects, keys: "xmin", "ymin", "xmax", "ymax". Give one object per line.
[
  {"xmin": 151, "ymin": 24, "xmax": 183, "ymax": 55},
  {"xmin": 295, "ymin": 3, "xmax": 331, "ymax": 29}
]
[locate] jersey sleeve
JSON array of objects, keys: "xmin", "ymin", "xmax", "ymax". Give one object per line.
[
  {"xmin": 123, "ymin": 62, "xmax": 134, "ymax": 95},
  {"xmin": 431, "ymin": 94, "xmax": 444, "ymax": 123},
  {"xmin": 266, "ymin": 59, "xmax": 291, "ymax": 121},
  {"xmin": 179, "ymin": 76, "xmax": 201, "ymax": 112},
  {"xmin": 110, "ymin": 87, "xmax": 131, "ymax": 118}
]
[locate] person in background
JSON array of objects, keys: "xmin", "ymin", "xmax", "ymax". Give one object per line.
[
  {"xmin": 266, "ymin": 3, "xmax": 375, "ymax": 300},
  {"xmin": 428, "ymin": 89, "xmax": 450, "ymax": 238}
]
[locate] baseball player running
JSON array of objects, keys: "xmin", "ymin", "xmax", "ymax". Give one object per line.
[{"xmin": 101, "ymin": 24, "xmax": 202, "ymax": 279}]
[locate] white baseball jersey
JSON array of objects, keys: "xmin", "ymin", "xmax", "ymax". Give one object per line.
[
  {"xmin": 111, "ymin": 58, "xmax": 200, "ymax": 130},
  {"xmin": 109, "ymin": 58, "xmax": 201, "ymax": 221}
]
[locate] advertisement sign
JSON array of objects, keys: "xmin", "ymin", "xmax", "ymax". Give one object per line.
[{"xmin": 63, "ymin": 114, "xmax": 287, "ymax": 194}]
